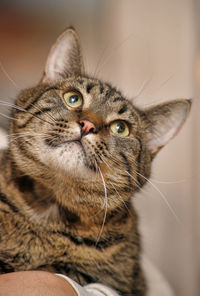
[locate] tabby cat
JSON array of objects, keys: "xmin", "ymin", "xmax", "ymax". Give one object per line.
[{"xmin": 0, "ymin": 28, "xmax": 191, "ymax": 295}]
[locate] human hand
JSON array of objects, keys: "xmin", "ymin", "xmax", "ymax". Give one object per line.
[{"xmin": 0, "ymin": 270, "xmax": 77, "ymax": 296}]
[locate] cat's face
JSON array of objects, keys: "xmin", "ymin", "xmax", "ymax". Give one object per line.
[
  {"xmin": 9, "ymin": 29, "xmax": 191, "ymax": 207},
  {"xmin": 11, "ymin": 77, "xmax": 142, "ymax": 186}
]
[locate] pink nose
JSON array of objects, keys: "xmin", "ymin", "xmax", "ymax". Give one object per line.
[{"xmin": 80, "ymin": 119, "xmax": 96, "ymax": 135}]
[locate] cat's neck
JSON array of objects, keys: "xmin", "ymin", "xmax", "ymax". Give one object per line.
[{"xmin": 0, "ymin": 150, "xmax": 134, "ymax": 229}]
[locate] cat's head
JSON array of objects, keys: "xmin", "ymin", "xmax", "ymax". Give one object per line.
[{"xmin": 10, "ymin": 28, "xmax": 191, "ymax": 207}]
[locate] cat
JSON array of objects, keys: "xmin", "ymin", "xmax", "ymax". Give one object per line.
[{"xmin": 0, "ymin": 28, "xmax": 191, "ymax": 295}]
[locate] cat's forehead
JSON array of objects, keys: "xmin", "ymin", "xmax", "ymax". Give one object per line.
[
  {"xmin": 60, "ymin": 76, "xmax": 122, "ymax": 101},
  {"xmin": 59, "ymin": 76, "xmax": 140, "ymax": 122}
]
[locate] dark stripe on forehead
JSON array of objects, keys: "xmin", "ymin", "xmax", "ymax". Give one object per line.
[
  {"xmin": 76, "ymin": 78, "xmax": 84, "ymax": 84},
  {"xmin": 99, "ymin": 83, "xmax": 104, "ymax": 94},
  {"xmin": 32, "ymin": 107, "xmax": 53, "ymax": 118},
  {"xmin": 86, "ymin": 83, "xmax": 95, "ymax": 93},
  {"xmin": 105, "ymin": 87, "xmax": 115, "ymax": 99},
  {"xmin": 118, "ymin": 104, "xmax": 127, "ymax": 114},
  {"xmin": 113, "ymin": 97, "xmax": 126, "ymax": 102}
]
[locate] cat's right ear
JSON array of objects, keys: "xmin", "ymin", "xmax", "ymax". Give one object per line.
[
  {"xmin": 144, "ymin": 99, "xmax": 191, "ymax": 157},
  {"xmin": 41, "ymin": 28, "xmax": 84, "ymax": 83}
]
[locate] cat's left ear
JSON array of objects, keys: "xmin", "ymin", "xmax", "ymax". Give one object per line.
[
  {"xmin": 41, "ymin": 28, "xmax": 84, "ymax": 83},
  {"xmin": 145, "ymin": 99, "xmax": 191, "ymax": 156}
]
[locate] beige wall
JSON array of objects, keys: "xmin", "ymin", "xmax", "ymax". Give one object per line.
[
  {"xmin": 100, "ymin": 2, "xmax": 197, "ymax": 296},
  {"xmin": 0, "ymin": 1, "xmax": 198, "ymax": 295}
]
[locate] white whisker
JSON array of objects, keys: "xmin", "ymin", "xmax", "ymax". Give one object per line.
[
  {"xmin": 150, "ymin": 177, "xmax": 188, "ymax": 184},
  {"xmin": 0, "ymin": 100, "xmax": 53, "ymax": 126},
  {"xmin": 31, "ymin": 102, "xmax": 56, "ymax": 123},
  {"xmin": 0, "ymin": 112, "xmax": 17, "ymax": 121},
  {"xmin": 135, "ymin": 171, "xmax": 182, "ymax": 225},
  {"xmin": 95, "ymin": 33, "xmax": 133, "ymax": 77},
  {"xmin": 96, "ymin": 166, "xmax": 108, "ymax": 246},
  {"xmin": 133, "ymin": 74, "xmax": 154, "ymax": 100},
  {"xmin": 0, "ymin": 62, "xmax": 20, "ymax": 90}
]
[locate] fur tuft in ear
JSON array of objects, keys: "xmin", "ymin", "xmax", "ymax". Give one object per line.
[
  {"xmin": 42, "ymin": 28, "xmax": 84, "ymax": 83},
  {"xmin": 145, "ymin": 99, "xmax": 191, "ymax": 156}
]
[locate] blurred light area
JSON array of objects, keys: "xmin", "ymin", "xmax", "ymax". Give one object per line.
[{"xmin": 0, "ymin": 0, "xmax": 102, "ymax": 129}]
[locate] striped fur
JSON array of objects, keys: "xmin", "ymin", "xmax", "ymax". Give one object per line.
[{"xmin": 0, "ymin": 28, "xmax": 191, "ymax": 295}]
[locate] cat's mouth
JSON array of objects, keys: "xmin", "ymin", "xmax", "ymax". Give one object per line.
[{"xmin": 43, "ymin": 137, "xmax": 97, "ymax": 174}]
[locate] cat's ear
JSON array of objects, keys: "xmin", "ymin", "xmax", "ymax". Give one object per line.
[
  {"xmin": 41, "ymin": 28, "xmax": 84, "ymax": 83},
  {"xmin": 145, "ymin": 99, "xmax": 191, "ymax": 156}
]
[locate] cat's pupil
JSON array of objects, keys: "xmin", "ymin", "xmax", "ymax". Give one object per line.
[
  {"xmin": 116, "ymin": 123, "xmax": 125, "ymax": 133},
  {"xmin": 69, "ymin": 95, "xmax": 79, "ymax": 104}
]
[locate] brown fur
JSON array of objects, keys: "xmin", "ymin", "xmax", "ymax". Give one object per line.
[{"xmin": 0, "ymin": 28, "xmax": 191, "ymax": 295}]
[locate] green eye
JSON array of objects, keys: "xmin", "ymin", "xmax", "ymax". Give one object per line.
[
  {"xmin": 63, "ymin": 91, "xmax": 83, "ymax": 108},
  {"xmin": 110, "ymin": 121, "xmax": 129, "ymax": 137}
]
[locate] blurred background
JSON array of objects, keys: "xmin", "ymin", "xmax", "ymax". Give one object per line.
[{"xmin": 0, "ymin": 0, "xmax": 199, "ymax": 295}]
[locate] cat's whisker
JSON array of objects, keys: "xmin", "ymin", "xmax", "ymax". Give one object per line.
[
  {"xmin": 133, "ymin": 74, "xmax": 154, "ymax": 100},
  {"xmin": 150, "ymin": 178, "xmax": 188, "ymax": 185},
  {"xmin": 108, "ymin": 155, "xmax": 143, "ymax": 190},
  {"xmin": 93, "ymin": 41, "xmax": 113, "ymax": 77},
  {"xmin": 0, "ymin": 112, "xmax": 18, "ymax": 121},
  {"xmin": 88, "ymin": 159, "xmax": 106, "ymax": 220},
  {"xmin": 94, "ymin": 154, "xmax": 131, "ymax": 209},
  {"xmin": 94, "ymin": 155, "xmax": 134, "ymax": 221},
  {"xmin": 8, "ymin": 130, "xmax": 49, "ymax": 139},
  {"xmin": 54, "ymin": 105, "xmax": 65, "ymax": 120},
  {"xmin": 116, "ymin": 155, "xmax": 186, "ymax": 185},
  {"xmin": 9, "ymin": 134, "xmax": 33, "ymax": 146},
  {"xmin": 37, "ymin": 134, "xmax": 57, "ymax": 148},
  {"xmin": 146, "ymin": 74, "xmax": 174, "ymax": 99},
  {"xmin": 95, "ymin": 33, "xmax": 133, "ymax": 78},
  {"xmin": 0, "ymin": 62, "xmax": 20, "ymax": 90},
  {"xmin": 95, "ymin": 166, "xmax": 108, "ymax": 246},
  {"xmin": 0, "ymin": 100, "xmax": 54, "ymax": 126},
  {"xmin": 109, "ymin": 181, "xmax": 132, "ymax": 215},
  {"xmin": 8, "ymin": 132, "xmax": 52, "ymax": 151},
  {"xmin": 29, "ymin": 102, "xmax": 56, "ymax": 123},
  {"xmin": 104, "ymin": 151, "xmax": 142, "ymax": 190},
  {"xmin": 0, "ymin": 100, "xmax": 27, "ymax": 111},
  {"xmin": 135, "ymin": 171, "xmax": 182, "ymax": 225},
  {"xmin": 8, "ymin": 134, "xmax": 48, "ymax": 143},
  {"xmin": 140, "ymin": 161, "xmax": 191, "ymax": 184},
  {"xmin": 8, "ymin": 133, "xmax": 45, "ymax": 143},
  {"xmin": 9, "ymin": 130, "xmax": 48, "ymax": 137},
  {"xmin": 94, "ymin": 158, "xmax": 100, "ymax": 180},
  {"xmin": 114, "ymin": 160, "xmax": 182, "ymax": 224}
]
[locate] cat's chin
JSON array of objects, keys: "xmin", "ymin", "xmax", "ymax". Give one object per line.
[{"xmin": 40, "ymin": 141, "xmax": 95, "ymax": 178}]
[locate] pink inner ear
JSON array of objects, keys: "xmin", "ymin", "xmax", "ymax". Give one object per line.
[
  {"xmin": 42, "ymin": 29, "xmax": 83, "ymax": 83},
  {"xmin": 146, "ymin": 100, "xmax": 191, "ymax": 155}
]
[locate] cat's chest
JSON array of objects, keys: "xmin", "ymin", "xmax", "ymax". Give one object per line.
[{"xmin": 0, "ymin": 212, "xmax": 104, "ymax": 270}]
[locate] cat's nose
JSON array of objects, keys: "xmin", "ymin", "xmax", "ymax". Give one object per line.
[{"xmin": 79, "ymin": 119, "xmax": 97, "ymax": 136}]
